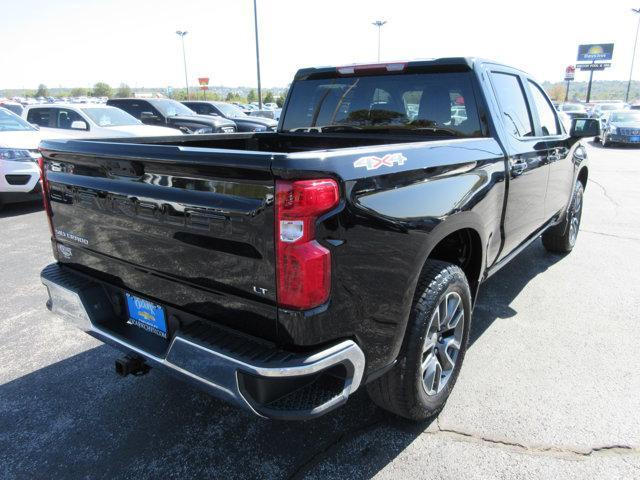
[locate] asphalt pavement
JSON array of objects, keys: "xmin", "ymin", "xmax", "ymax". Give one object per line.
[{"xmin": 1, "ymin": 141, "xmax": 639, "ymax": 479}]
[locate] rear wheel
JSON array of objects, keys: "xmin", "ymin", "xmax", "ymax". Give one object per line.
[
  {"xmin": 542, "ymin": 180, "xmax": 584, "ymax": 253},
  {"xmin": 367, "ymin": 260, "xmax": 471, "ymax": 420}
]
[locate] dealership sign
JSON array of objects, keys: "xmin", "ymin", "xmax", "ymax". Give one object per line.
[{"xmin": 577, "ymin": 44, "xmax": 614, "ymax": 62}]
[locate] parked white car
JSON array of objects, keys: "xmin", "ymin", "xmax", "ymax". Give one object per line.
[
  {"xmin": 23, "ymin": 103, "xmax": 182, "ymax": 138},
  {"xmin": 0, "ymin": 108, "xmax": 50, "ymax": 208}
]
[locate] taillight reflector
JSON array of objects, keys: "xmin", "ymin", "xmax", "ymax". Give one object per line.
[{"xmin": 275, "ymin": 179, "xmax": 339, "ymax": 310}]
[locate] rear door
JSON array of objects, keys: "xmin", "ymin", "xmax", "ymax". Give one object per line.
[
  {"xmin": 41, "ymin": 140, "xmax": 279, "ymax": 340},
  {"xmin": 488, "ymin": 70, "xmax": 550, "ymax": 258}
]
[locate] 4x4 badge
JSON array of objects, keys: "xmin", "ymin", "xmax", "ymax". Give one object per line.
[{"xmin": 353, "ymin": 152, "xmax": 407, "ymax": 170}]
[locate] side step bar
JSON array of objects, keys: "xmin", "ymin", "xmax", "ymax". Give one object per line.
[{"xmin": 41, "ymin": 263, "xmax": 365, "ymax": 420}]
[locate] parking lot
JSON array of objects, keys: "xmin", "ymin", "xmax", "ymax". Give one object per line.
[{"xmin": 1, "ymin": 141, "xmax": 639, "ymax": 479}]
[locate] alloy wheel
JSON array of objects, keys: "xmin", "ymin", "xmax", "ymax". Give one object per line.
[
  {"xmin": 421, "ymin": 291, "xmax": 465, "ymax": 396},
  {"xmin": 569, "ymin": 185, "xmax": 583, "ymax": 246}
]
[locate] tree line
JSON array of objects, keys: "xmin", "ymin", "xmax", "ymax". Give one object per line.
[
  {"xmin": 542, "ymin": 79, "xmax": 640, "ymax": 103},
  {"xmin": 17, "ymin": 83, "xmax": 288, "ymax": 107}
]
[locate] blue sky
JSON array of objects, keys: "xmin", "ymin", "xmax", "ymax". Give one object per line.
[{"xmin": 2, "ymin": 0, "xmax": 639, "ymax": 89}]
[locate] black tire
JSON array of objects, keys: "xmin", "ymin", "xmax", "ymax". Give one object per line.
[
  {"xmin": 542, "ymin": 180, "xmax": 584, "ymax": 254},
  {"xmin": 367, "ymin": 260, "xmax": 472, "ymax": 421}
]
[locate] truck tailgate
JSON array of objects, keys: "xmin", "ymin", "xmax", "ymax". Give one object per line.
[{"xmin": 40, "ymin": 140, "xmax": 278, "ymax": 340}]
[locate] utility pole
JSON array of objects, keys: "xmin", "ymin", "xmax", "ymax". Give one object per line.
[
  {"xmin": 625, "ymin": 8, "xmax": 640, "ymax": 103},
  {"xmin": 176, "ymin": 30, "xmax": 190, "ymax": 100},
  {"xmin": 253, "ymin": 0, "xmax": 262, "ymax": 109},
  {"xmin": 372, "ymin": 20, "xmax": 387, "ymax": 62},
  {"xmin": 586, "ymin": 64, "xmax": 595, "ymax": 103}
]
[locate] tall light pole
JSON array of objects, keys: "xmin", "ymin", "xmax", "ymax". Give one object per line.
[
  {"xmin": 176, "ymin": 30, "xmax": 190, "ymax": 100},
  {"xmin": 253, "ymin": 0, "xmax": 263, "ymax": 109},
  {"xmin": 625, "ymin": 8, "xmax": 640, "ymax": 103},
  {"xmin": 372, "ymin": 20, "xmax": 387, "ymax": 62}
]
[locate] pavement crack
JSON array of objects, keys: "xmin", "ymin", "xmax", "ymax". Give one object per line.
[
  {"xmin": 287, "ymin": 418, "xmax": 384, "ymax": 480},
  {"xmin": 588, "ymin": 178, "xmax": 621, "ymax": 207},
  {"xmin": 430, "ymin": 421, "xmax": 639, "ymax": 459},
  {"xmin": 581, "ymin": 229, "xmax": 640, "ymax": 242}
]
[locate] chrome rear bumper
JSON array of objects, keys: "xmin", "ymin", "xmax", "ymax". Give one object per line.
[{"xmin": 41, "ymin": 263, "xmax": 365, "ymax": 420}]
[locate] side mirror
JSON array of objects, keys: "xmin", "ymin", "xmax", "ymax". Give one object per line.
[
  {"xmin": 570, "ymin": 118, "xmax": 600, "ymax": 138},
  {"xmin": 140, "ymin": 111, "xmax": 158, "ymax": 121},
  {"xmin": 70, "ymin": 120, "xmax": 88, "ymax": 130}
]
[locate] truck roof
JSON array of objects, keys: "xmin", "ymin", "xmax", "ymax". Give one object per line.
[{"xmin": 294, "ymin": 57, "xmax": 528, "ymax": 80}]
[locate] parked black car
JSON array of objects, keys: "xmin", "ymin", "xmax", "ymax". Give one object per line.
[
  {"xmin": 599, "ymin": 110, "xmax": 640, "ymax": 147},
  {"xmin": 107, "ymin": 98, "xmax": 236, "ymax": 134},
  {"xmin": 182, "ymin": 101, "xmax": 277, "ymax": 132},
  {"xmin": 40, "ymin": 57, "xmax": 597, "ymax": 421}
]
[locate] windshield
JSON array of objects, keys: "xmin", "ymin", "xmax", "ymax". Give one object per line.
[
  {"xmin": 610, "ymin": 112, "xmax": 640, "ymax": 122},
  {"xmin": 562, "ymin": 104, "xmax": 584, "ymax": 112},
  {"xmin": 281, "ymin": 71, "xmax": 483, "ymax": 137},
  {"xmin": 0, "ymin": 108, "xmax": 36, "ymax": 132},
  {"xmin": 82, "ymin": 107, "xmax": 141, "ymax": 127},
  {"xmin": 215, "ymin": 103, "xmax": 247, "ymax": 118},
  {"xmin": 152, "ymin": 99, "xmax": 196, "ymax": 117}
]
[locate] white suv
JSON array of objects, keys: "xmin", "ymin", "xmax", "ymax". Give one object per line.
[
  {"xmin": 0, "ymin": 107, "xmax": 46, "ymax": 209},
  {"xmin": 23, "ymin": 103, "xmax": 183, "ymax": 138}
]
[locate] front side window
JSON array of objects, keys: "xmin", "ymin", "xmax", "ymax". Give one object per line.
[
  {"xmin": 528, "ymin": 81, "xmax": 560, "ymax": 136},
  {"xmin": 53, "ymin": 109, "xmax": 85, "ymax": 129},
  {"xmin": 490, "ymin": 72, "xmax": 534, "ymax": 138},
  {"xmin": 281, "ymin": 72, "xmax": 483, "ymax": 137}
]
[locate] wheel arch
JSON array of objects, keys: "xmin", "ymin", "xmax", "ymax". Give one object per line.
[
  {"xmin": 412, "ymin": 214, "xmax": 487, "ymax": 301},
  {"xmin": 577, "ymin": 166, "xmax": 588, "ymax": 190}
]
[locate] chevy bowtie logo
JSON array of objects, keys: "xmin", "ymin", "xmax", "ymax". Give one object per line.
[{"xmin": 353, "ymin": 152, "xmax": 407, "ymax": 171}]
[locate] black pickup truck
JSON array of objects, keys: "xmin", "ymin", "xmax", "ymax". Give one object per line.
[
  {"xmin": 106, "ymin": 98, "xmax": 237, "ymax": 134},
  {"xmin": 39, "ymin": 58, "xmax": 598, "ymax": 421}
]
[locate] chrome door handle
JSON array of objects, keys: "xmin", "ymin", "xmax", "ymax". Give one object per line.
[{"xmin": 510, "ymin": 158, "xmax": 527, "ymax": 176}]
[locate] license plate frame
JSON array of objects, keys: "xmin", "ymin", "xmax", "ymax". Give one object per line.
[
  {"xmin": 629, "ymin": 136, "xmax": 640, "ymax": 142},
  {"xmin": 125, "ymin": 293, "xmax": 168, "ymax": 339}
]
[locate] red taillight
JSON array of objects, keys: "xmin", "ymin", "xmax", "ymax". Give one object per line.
[
  {"xmin": 275, "ymin": 179, "xmax": 339, "ymax": 310},
  {"xmin": 38, "ymin": 156, "xmax": 54, "ymax": 237}
]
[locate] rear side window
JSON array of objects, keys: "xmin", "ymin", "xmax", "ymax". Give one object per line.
[
  {"xmin": 490, "ymin": 72, "xmax": 534, "ymax": 138},
  {"xmin": 27, "ymin": 108, "xmax": 52, "ymax": 127},
  {"xmin": 281, "ymin": 72, "xmax": 483, "ymax": 137},
  {"xmin": 109, "ymin": 101, "xmax": 149, "ymax": 119},
  {"xmin": 528, "ymin": 81, "xmax": 560, "ymax": 135}
]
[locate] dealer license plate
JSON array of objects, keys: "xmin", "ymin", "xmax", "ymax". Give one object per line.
[{"xmin": 125, "ymin": 293, "xmax": 167, "ymax": 338}]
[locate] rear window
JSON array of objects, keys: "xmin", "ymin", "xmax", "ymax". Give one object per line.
[{"xmin": 281, "ymin": 72, "xmax": 483, "ymax": 137}]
